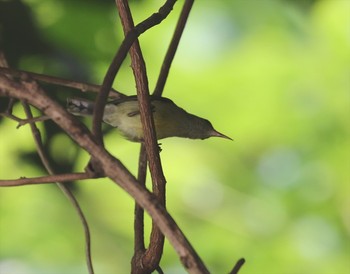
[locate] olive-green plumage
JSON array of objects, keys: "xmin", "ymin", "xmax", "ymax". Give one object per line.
[{"xmin": 67, "ymin": 96, "xmax": 231, "ymax": 142}]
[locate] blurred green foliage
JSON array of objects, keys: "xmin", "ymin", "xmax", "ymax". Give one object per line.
[{"xmin": 0, "ymin": 0, "xmax": 349, "ymax": 273}]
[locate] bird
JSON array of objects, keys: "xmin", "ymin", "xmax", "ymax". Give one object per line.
[{"xmin": 67, "ymin": 95, "xmax": 232, "ymax": 142}]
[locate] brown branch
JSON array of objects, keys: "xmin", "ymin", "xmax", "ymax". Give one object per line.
[
  {"xmin": 0, "ymin": 66, "xmax": 124, "ymax": 98},
  {"xmin": 0, "ymin": 111, "xmax": 51, "ymax": 128},
  {"xmin": 0, "ymin": 111, "xmax": 27, "ymax": 123},
  {"xmin": 0, "ymin": 72, "xmax": 209, "ymax": 273},
  {"xmin": 92, "ymin": 0, "xmax": 177, "ymax": 147},
  {"xmin": 153, "ymin": 0, "xmax": 194, "ymax": 96},
  {"xmin": 115, "ymin": 1, "xmax": 169, "ymax": 272},
  {"xmin": 1, "ymin": 52, "xmax": 95, "ymax": 272},
  {"xmin": 134, "ymin": 144, "xmax": 147, "ymax": 252},
  {"xmin": 20, "ymin": 101, "xmax": 94, "ymax": 274},
  {"xmin": 0, "ymin": 172, "xmax": 94, "ymax": 187},
  {"xmin": 132, "ymin": 144, "xmax": 147, "ymax": 269},
  {"xmin": 229, "ymin": 258, "xmax": 246, "ymax": 274}
]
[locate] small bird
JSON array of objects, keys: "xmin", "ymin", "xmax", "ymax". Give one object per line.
[{"xmin": 67, "ymin": 96, "xmax": 232, "ymax": 142}]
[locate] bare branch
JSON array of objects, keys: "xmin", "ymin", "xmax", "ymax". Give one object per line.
[
  {"xmin": 0, "ymin": 66, "xmax": 125, "ymax": 98},
  {"xmin": 0, "ymin": 111, "xmax": 51, "ymax": 128},
  {"xmin": 1, "ymin": 51, "xmax": 94, "ymax": 273},
  {"xmin": 153, "ymin": 0, "xmax": 194, "ymax": 96},
  {"xmin": 229, "ymin": 258, "xmax": 246, "ymax": 274},
  {"xmin": 134, "ymin": 144, "xmax": 147, "ymax": 252},
  {"xmin": 21, "ymin": 101, "xmax": 95, "ymax": 274},
  {"xmin": 0, "ymin": 172, "xmax": 94, "ymax": 187},
  {"xmin": 92, "ymin": 0, "xmax": 177, "ymax": 146},
  {"xmin": 115, "ymin": 0, "xmax": 169, "ymax": 272}
]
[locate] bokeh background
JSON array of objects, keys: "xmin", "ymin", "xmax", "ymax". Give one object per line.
[{"xmin": 0, "ymin": 0, "xmax": 349, "ymax": 273}]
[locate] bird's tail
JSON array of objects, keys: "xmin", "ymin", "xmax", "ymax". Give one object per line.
[{"xmin": 67, "ymin": 98, "xmax": 95, "ymax": 116}]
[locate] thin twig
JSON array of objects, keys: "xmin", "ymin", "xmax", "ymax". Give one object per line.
[
  {"xmin": 155, "ymin": 265, "xmax": 165, "ymax": 274},
  {"xmin": 153, "ymin": 0, "xmax": 194, "ymax": 96},
  {"xmin": 229, "ymin": 258, "xmax": 246, "ymax": 274},
  {"xmin": 21, "ymin": 101, "xmax": 95, "ymax": 274},
  {"xmin": 0, "ymin": 66, "xmax": 124, "ymax": 98},
  {"xmin": 131, "ymin": 144, "xmax": 147, "ymax": 270},
  {"xmin": 0, "ymin": 111, "xmax": 51, "ymax": 128},
  {"xmin": 0, "ymin": 173, "xmax": 95, "ymax": 187},
  {"xmin": 135, "ymin": 144, "xmax": 148, "ymax": 252}
]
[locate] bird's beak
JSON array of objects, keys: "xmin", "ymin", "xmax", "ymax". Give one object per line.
[{"xmin": 211, "ymin": 129, "xmax": 233, "ymax": 141}]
